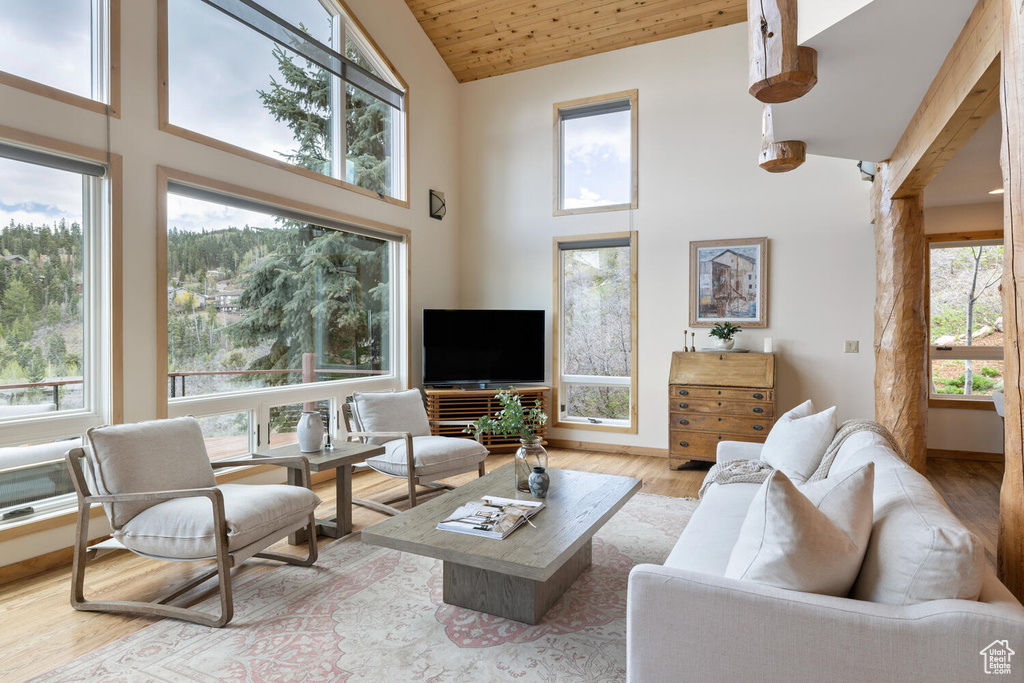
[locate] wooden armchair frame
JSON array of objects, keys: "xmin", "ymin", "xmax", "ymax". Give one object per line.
[
  {"xmin": 65, "ymin": 448, "xmax": 318, "ymax": 627},
  {"xmin": 341, "ymin": 402, "xmax": 486, "ymax": 515}
]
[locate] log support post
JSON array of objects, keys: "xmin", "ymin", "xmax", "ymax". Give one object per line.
[
  {"xmin": 998, "ymin": 0, "xmax": 1024, "ymax": 603},
  {"xmin": 871, "ymin": 162, "xmax": 928, "ymax": 472},
  {"xmin": 748, "ymin": 0, "xmax": 818, "ymax": 103}
]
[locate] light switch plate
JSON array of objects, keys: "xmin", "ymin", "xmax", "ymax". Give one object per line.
[{"xmin": 845, "ymin": 340, "xmax": 860, "ymax": 353}]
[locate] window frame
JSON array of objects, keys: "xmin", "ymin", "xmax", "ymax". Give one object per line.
[
  {"xmin": 553, "ymin": 89, "xmax": 638, "ymax": 217},
  {"xmin": 0, "ymin": 126, "xmax": 123, "ymax": 528},
  {"xmin": 926, "ymin": 229, "xmax": 1004, "ymax": 411},
  {"xmin": 156, "ymin": 167, "xmax": 411, "ymax": 450},
  {"xmin": 0, "ymin": 0, "xmax": 121, "ymax": 118},
  {"xmin": 552, "ymin": 231, "xmax": 638, "ymax": 433},
  {"xmin": 157, "ymin": 0, "xmax": 409, "ymax": 207}
]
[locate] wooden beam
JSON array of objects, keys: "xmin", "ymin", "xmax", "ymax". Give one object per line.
[
  {"xmin": 872, "ymin": 162, "xmax": 928, "ymax": 472},
  {"xmin": 998, "ymin": 0, "xmax": 1024, "ymax": 604},
  {"xmin": 747, "ymin": 0, "xmax": 817, "ymax": 103},
  {"xmin": 759, "ymin": 104, "xmax": 806, "ymax": 172},
  {"xmin": 888, "ymin": 0, "xmax": 1002, "ymax": 199}
]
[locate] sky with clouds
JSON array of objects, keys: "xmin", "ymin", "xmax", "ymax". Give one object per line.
[{"xmin": 562, "ymin": 110, "xmax": 632, "ymax": 209}]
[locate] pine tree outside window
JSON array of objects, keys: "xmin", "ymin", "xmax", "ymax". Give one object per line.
[{"xmin": 164, "ymin": 0, "xmax": 407, "ymax": 202}]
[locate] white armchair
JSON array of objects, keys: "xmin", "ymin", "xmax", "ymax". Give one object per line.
[
  {"xmin": 66, "ymin": 416, "xmax": 321, "ymax": 627},
  {"xmin": 343, "ymin": 389, "xmax": 488, "ymax": 514}
]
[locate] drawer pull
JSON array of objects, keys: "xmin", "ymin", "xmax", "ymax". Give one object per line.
[
  {"xmin": 753, "ymin": 393, "xmax": 764, "ymax": 400},
  {"xmin": 678, "ymin": 403, "xmax": 689, "ymax": 409},
  {"xmin": 717, "ymin": 401, "xmax": 722, "ymax": 406},
  {"xmin": 678, "ymin": 389, "xmax": 689, "ymax": 396},
  {"xmin": 678, "ymin": 441, "xmax": 689, "ymax": 448},
  {"xmin": 753, "ymin": 424, "xmax": 764, "ymax": 431},
  {"xmin": 718, "ymin": 417, "xmax": 722, "ymax": 422},
  {"xmin": 753, "ymin": 407, "xmax": 764, "ymax": 413},
  {"xmin": 678, "ymin": 419, "xmax": 689, "ymax": 426}
]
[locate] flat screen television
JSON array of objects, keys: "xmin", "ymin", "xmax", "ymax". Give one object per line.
[{"xmin": 422, "ymin": 309, "xmax": 545, "ymax": 387}]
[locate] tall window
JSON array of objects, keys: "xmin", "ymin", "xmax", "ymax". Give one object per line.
[
  {"xmin": 161, "ymin": 173, "xmax": 406, "ymax": 453},
  {"xmin": 165, "ymin": 0, "xmax": 407, "ymax": 202},
  {"xmin": 0, "ymin": 0, "xmax": 116, "ymax": 112},
  {"xmin": 554, "ymin": 233, "xmax": 638, "ymax": 432},
  {"xmin": 0, "ymin": 138, "xmax": 116, "ymax": 523},
  {"xmin": 928, "ymin": 233, "xmax": 1004, "ymax": 404},
  {"xmin": 554, "ymin": 90, "xmax": 638, "ymax": 215}
]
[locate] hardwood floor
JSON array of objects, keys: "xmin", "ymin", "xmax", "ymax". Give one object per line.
[{"xmin": 0, "ymin": 449, "xmax": 1000, "ymax": 682}]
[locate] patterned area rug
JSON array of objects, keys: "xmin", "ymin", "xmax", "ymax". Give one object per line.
[{"xmin": 37, "ymin": 493, "xmax": 698, "ymax": 682}]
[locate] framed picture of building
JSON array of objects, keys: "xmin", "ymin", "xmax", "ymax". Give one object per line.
[{"xmin": 689, "ymin": 237, "xmax": 769, "ymax": 328}]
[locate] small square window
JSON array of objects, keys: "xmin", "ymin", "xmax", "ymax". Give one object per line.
[{"xmin": 554, "ymin": 91, "xmax": 637, "ymax": 215}]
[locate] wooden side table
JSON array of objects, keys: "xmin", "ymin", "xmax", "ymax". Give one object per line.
[{"xmin": 254, "ymin": 441, "xmax": 385, "ymax": 543}]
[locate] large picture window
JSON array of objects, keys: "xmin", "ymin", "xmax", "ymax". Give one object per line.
[
  {"xmin": 0, "ymin": 135, "xmax": 118, "ymax": 524},
  {"xmin": 164, "ymin": 0, "xmax": 407, "ymax": 203},
  {"xmin": 0, "ymin": 0, "xmax": 118, "ymax": 115},
  {"xmin": 553, "ymin": 233, "xmax": 638, "ymax": 432},
  {"xmin": 159, "ymin": 169, "xmax": 407, "ymax": 452},
  {"xmin": 554, "ymin": 90, "xmax": 638, "ymax": 216},
  {"xmin": 165, "ymin": 182, "xmax": 396, "ymax": 400},
  {"xmin": 928, "ymin": 232, "xmax": 1004, "ymax": 407}
]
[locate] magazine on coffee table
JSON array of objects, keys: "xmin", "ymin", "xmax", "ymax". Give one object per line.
[{"xmin": 437, "ymin": 496, "xmax": 545, "ymax": 539}]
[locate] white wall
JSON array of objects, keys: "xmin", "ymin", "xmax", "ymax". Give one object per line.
[
  {"xmin": 457, "ymin": 23, "xmax": 875, "ymax": 451},
  {"xmin": 925, "ymin": 201, "xmax": 1005, "ymax": 454},
  {"xmin": 0, "ymin": 0, "xmax": 462, "ymax": 567},
  {"xmin": 799, "ymin": 0, "xmax": 875, "ymax": 42}
]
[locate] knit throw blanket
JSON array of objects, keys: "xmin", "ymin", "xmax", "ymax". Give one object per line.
[{"xmin": 698, "ymin": 419, "xmax": 903, "ymax": 499}]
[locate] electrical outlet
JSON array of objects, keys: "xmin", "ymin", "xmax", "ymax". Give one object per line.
[{"xmin": 845, "ymin": 340, "xmax": 860, "ymax": 354}]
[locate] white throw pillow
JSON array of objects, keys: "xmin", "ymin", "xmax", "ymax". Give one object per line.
[
  {"xmin": 725, "ymin": 463, "xmax": 875, "ymax": 597},
  {"xmin": 760, "ymin": 399, "xmax": 837, "ymax": 483}
]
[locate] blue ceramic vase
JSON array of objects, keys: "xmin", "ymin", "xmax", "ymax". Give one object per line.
[{"xmin": 528, "ymin": 467, "xmax": 550, "ymax": 498}]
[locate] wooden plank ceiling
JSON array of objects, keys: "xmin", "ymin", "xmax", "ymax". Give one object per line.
[{"xmin": 405, "ymin": 0, "xmax": 747, "ymax": 83}]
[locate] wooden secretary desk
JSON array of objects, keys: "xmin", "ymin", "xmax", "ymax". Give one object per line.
[{"xmin": 668, "ymin": 351, "xmax": 777, "ymax": 468}]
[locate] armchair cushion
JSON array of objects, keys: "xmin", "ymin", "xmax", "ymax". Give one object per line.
[
  {"xmin": 366, "ymin": 436, "xmax": 488, "ymax": 479},
  {"xmin": 350, "ymin": 390, "xmax": 431, "ymax": 445},
  {"xmin": 87, "ymin": 417, "xmax": 216, "ymax": 528},
  {"xmin": 115, "ymin": 484, "xmax": 320, "ymax": 559}
]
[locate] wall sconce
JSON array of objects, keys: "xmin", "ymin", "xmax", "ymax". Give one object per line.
[{"xmin": 429, "ymin": 190, "xmax": 446, "ymax": 220}]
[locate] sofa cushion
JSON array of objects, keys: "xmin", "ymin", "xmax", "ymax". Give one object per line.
[
  {"xmin": 830, "ymin": 429, "xmax": 908, "ymax": 475},
  {"xmin": 850, "ymin": 465, "xmax": 985, "ymax": 604},
  {"xmin": 87, "ymin": 417, "xmax": 216, "ymax": 528},
  {"xmin": 759, "ymin": 400, "xmax": 837, "ymax": 483},
  {"xmin": 366, "ymin": 436, "xmax": 488, "ymax": 479},
  {"xmin": 725, "ymin": 463, "xmax": 874, "ymax": 597},
  {"xmin": 663, "ymin": 481, "xmax": 761, "ymax": 575},
  {"xmin": 115, "ymin": 483, "xmax": 320, "ymax": 559},
  {"xmin": 350, "ymin": 389, "xmax": 432, "ymax": 445}
]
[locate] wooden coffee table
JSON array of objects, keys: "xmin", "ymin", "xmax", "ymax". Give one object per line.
[
  {"xmin": 361, "ymin": 464, "xmax": 642, "ymax": 624},
  {"xmin": 253, "ymin": 442, "xmax": 385, "ymax": 543}
]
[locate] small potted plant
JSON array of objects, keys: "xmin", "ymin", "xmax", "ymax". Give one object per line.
[
  {"xmin": 709, "ymin": 322, "xmax": 742, "ymax": 350},
  {"xmin": 466, "ymin": 389, "xmax": 549, "ymax": 492}
]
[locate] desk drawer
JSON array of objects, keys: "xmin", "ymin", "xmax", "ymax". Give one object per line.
[
  {"xmin": 669, "ymin": 385, "xmax": 773, "ymax": 402},
  {"xmin": 669, "ymin": 430, "xmax": 766, "ymax": 461},
  {"xmin": 670, "ymin": 398, "xmax": 775, "ymax": 417},
  {"xmin": 669, "ymin": 413, "xmax": 773, "ymax": 435}
]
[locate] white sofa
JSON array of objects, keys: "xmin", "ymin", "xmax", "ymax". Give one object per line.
[{"xmin": 627, "ymin": 432, "xmax": 1024, "ymax": 682}]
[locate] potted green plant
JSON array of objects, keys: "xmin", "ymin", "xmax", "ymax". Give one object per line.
[
  {"xmin": 709, "ymin": 322, "xmax": 742, "ymax": 350},
  {"xmin": 466, "ymin": 389, "xmax": 549, "ymax": 492}
]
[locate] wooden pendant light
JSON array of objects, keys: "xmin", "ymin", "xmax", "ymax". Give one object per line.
[
  {"xmin": 748, "ymin": 0, "xmax": 818, "ymax": 103},
  {"xmin": 759, "ymin": 105, "xmax": 806, "ymax": 172}
]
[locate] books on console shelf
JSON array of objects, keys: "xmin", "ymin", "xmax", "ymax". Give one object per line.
[{"xmin": 437, "ymin": 496, "xmax": 545, "ymax": 539}]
